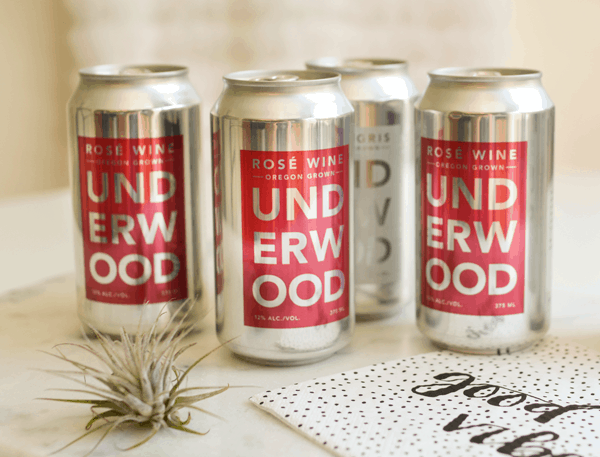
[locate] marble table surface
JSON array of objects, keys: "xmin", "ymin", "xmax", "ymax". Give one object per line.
[{"xmin": 0, "ymin": 172, "xmax": 599, "ymax": 457}]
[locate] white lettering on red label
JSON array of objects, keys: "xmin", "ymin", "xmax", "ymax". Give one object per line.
[
  {"xmin": 78, "ymin": 136, "xmax": 188, "ymax": 304},
  {"xmin": 421, "ymin": 139, "xmax": 527, "ymax": 316},
  {"xmin": 241, "ymin": 147, "xmax": 350, "ymax": 328}
]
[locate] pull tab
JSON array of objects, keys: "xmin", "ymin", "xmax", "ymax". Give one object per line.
[
  {"xmin": 345, "ymin": 59, "xmax": 376, "ymax": 69},
  {"xmin": 251, "ymin": 74, "xmax": 300, "ymax": 82},
  {"xmin": 469, "ymin": 70, "xmax": 503, "ymax": 77},
  {"xmin": 120, "ymin": 67, "xmax": 154, "ymax": 75}
]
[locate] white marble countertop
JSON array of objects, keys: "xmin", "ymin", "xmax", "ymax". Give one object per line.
[{"xmin": 0, "ymin": 172, "xmax": 599, "ymax": 457}]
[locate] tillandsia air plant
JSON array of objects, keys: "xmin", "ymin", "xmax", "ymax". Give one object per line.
[{"xmin": 41, "ymin": 306, "xmax": 229, "ymax": 456}]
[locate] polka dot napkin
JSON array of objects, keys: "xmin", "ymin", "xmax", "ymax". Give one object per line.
[{"xmin": 250, "ymin": 338, "xmax": 600, "ymax": 457}]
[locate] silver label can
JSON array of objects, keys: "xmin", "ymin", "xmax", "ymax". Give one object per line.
[
  {"xmin": 67, "ymin": 65, "xmax": 206, "ymax": 335},
  {"xmin": 416, "ymin": 68, "xmax": 554, "ymax": 354},
  {"xmin": 306, "ymin": 58, "xmax": 418, "ymax": 319},
  {"xmin": 211, "ymin": 70, "xmax": 354, "ymax": 365}
]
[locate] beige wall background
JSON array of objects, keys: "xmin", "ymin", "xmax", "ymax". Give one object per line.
[
  {"xmin": 508, "ymin": 0, "xmax": 600, "ymax": 174},
  {"xmin": 0, "ymin": 0, "xmax": 73, "ymax": 199},
  {"xmin": 0, "ymin": 0, "xmax": 598, "ymax": 201}
]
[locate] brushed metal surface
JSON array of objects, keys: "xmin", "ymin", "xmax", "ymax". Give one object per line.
[
  {"xmin": 306, "ymin": 58, "xmax": 418, "ymax": 319},
  {"xmin": 211, "ymin": 70, "xmax": 355, "ymax": 365},
  {"xmin": 68, "ymin": 65, "xmax": 206, "ymax": 335},
  {"xmin": 416, "ymin": 68, "xmax": 555, "ymax": 354}
]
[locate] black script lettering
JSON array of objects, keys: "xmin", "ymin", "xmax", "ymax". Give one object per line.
[
  {"xmin": 526, "ymin": 403, "xmax": 600, "ymax": 424},
  {"xmin": 443, "ymin": 413, "xmax": 509, "ymax": 444},
  {"xmin": 415, "ymin": 371, "xmax": 600, "ymax": 432},
  {"xmin": 463, "ymin": 385, "xmax": 501, "ymax": 398},
  {"xmin": 487, "ymin": 393, "xmax": 528, "ymax": 408},
  {"xmin": 444, "ymin": 415, "xmax": 582, "ymax": 457},
  {"xmin": 496, "ymin": 431, "xmax": 559, "ymax": 456},
  {"xmin": 411, "ymin": 372, "xmax": 475, "ymax": 397}
]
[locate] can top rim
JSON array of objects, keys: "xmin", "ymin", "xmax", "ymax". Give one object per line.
[
  {"xmin": 79, "ymin": 64, "xmax": 188, "ymax": 79},
  {"xmin": 306, "ymin": 57, "xmax": 408, "ymax": 74},
  {"xmin": 224, "ymin": 70, "xmax": 341, "ymax": 87},
  {"xmin": 429, "ymin": 67, "xmax": 542, "ymax": 82}
]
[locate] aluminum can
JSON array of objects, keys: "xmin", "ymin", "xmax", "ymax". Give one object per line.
[
  {"xmin": 211, "ymin": 70, "xmax": 354, "ymax": 365},
  {"xmin": 67, "ymin": 64, "xmax": 206, "ymax": 336},
  {"xmin": 416, "ymin": 68, "xmax": 554, "ymax": 354},
  {"xmin": 306, "ymin": 58, "xmax": 418, "ymax": 319}
]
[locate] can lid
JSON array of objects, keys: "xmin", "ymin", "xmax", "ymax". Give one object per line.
[
  {"xmin": 224, "ymin": 70, "xmax": 340, "ymax": 87},
  {"xmin": 79, "ymin": 64, "xmax": 188, "ymax": 80},
  {"xmin": 306, "ymin": 58, "xmax": 408, "ymax": 74},
  {"xmin": 428, "ymin": 67, "xmax": 542, "ymax": 82}
]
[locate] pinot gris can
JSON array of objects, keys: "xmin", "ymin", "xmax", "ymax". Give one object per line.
[
  {"xmin": 306, "ymin": 58, "xmax": 418, "ymax": 319},
  {"xmin": 211, "ymin": 70, "xmax": 354, "ymax": 365},
  {"xmin": 67, "ymin": 65, "xmax": 206, "ymax": 335},
  {"xmin": 416, "ymin": 68, "xmax": 554, "ymax": 354}
]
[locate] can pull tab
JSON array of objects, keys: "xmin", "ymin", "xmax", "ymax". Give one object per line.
[
  {"xmin": 345, "ymin": 59, "xmax": 376, "ymax": 69},
  {"xmin": 120, "ymin": 67, "xmax": 154, "ymax": 75},
  {"xmin": 251, "ymin": 74, "xmax": 300, "ymax": 82},
  {"xmin": 469, "ymin": 70, "xmax": 503, "ymax": 77}
]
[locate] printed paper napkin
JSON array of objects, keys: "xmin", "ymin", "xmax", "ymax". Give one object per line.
[{"xmin": 250, "ymin": 339, "xmax": 600, "ymax": 457}]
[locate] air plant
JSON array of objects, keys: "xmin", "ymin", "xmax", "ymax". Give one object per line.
[{"xmin": 40, "ymin": 307, "xmax": 229, "ymax": 456}]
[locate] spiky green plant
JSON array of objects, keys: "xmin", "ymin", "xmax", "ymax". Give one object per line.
[{"xmin": 41, "ymin": 308, "xmax": 229, "ymax": 456}]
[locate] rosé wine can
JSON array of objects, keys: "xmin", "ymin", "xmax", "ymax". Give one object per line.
[
  {"xmin": 68, "ymin": 65, "xmax": 207, "ymax": 336},
  {"xmin": 416, "ymin": 68, "xmax": 554, "ymax": 354},
  {"xmin": 211, "ymin": 70, "xmax": 354, "ymax": 365},
  {"xmin": 306, "ymin": 58, "xmax": 418, "ymax": 319}
]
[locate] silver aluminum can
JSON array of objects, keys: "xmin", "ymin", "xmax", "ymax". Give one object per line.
[
  {"xmin": 211, "ymin": 70, "xmax": 354, "ymax": 365},
  {"xmin": 416, "ymin": 68, "xmax": 554, "ymax": 354},
  {"xmin": 306, "ymin": 58, "xmax": 418, "ymax": 319},
  {"xmin": 67, "ymin": 64, "xmax": 206, "ymax": 336}
]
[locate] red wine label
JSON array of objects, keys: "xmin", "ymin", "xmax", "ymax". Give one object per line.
[
  {"xmin": 421, "ymin": 139, "xmax": 527, "ymax": 316},
  {"xmin": 78, "ymin": 136, "xmax": 188, "ymax": 305},
  {"xmin": 241, "ymin": 146, "xmax": 350, "ymax": 328}
]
